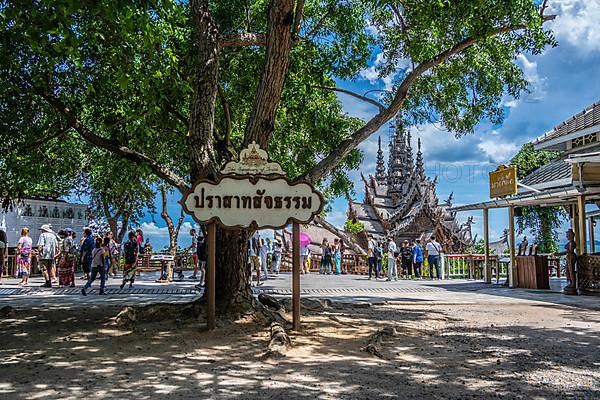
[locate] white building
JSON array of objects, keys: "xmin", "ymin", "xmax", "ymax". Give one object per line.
[{"xmin": 0, "ymin": 198, "xmax": 88, "ymax": 246}]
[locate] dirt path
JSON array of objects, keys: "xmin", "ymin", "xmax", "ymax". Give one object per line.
[{"xmin": 0, "ymin": 300, "xmax": 598, "ymax": 399}]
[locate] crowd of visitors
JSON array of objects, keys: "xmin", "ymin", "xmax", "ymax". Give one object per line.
[
  {"xmin": 0, "ymin": 224, "xmax": 147, "ymax": 294},
  {"xmin": 366, "ymin": 236, "xmax": 443, "ymax": 281}
]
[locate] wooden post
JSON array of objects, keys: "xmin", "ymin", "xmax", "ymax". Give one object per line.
[
  {"xmin": 483, "ymin": 208, "xmax": 491, "ymax": 283},
  {"xmin": 589, "ymin": 217, "xmax": 596, "ymax": 254},
  {"xmin": 207, "ymin": 222, "xmax": 216, "ymax": 330},
  {"xmin": 577, "ymin": 195, "xmax": 587, "ymax": 255},
  {"xmin": 572, "ymin": 204, "xmax": 579, "ymax": 248},
  {"xmin": 508, "ymin": 206, "xmax": 516, "ymax": 288},
  {"xmin": 292, "ymin": 222, "xmax": 301, "ymax": 331}
]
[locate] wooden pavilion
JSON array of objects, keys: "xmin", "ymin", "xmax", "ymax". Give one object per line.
[{"xmin": 452, "ymin": 102, "xmax": 600, "ymax": 295}]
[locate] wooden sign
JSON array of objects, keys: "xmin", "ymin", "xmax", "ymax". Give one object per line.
[
  {"xmin": 183, "ymin": 175, "xmax": 324, "ymax": 229},
  {"xmin": 182, "ymin": 142, "xmax": 324, "ymax": 229},
  {"xmin": 489, "ymin": 165, "xmax": 517, "ymax": 198}
]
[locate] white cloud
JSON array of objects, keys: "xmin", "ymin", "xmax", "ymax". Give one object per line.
[
  {"xmin": 327, "ymin": 210, "xmax": 347, "ymax": 229},
  {"xmin": 477, "ymin": 132, "xmax": 519, "ymax": 163},
  {"xmin": 549, "ymin": 0, "xmax": 600, "ymax": 54}
]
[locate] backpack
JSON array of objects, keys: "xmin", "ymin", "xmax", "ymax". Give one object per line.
[
  {"xmin": 373, "ymin": 245, "xmax": 382, "ymax": 259},
  {"xmin": 124, "ymin": 240, "xmax": 138, "ymax": 264}
]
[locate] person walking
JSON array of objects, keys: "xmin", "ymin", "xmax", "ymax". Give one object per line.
[
  {"xmin": 80, "ymin": 228, "xmax": 95, "ymax": 281},
  {"xmin": 120, "ymin": 231, "xmax": 139, "ymax": 289},
  {"xmin": 196, "ymin": 234, "xmax": 207, "ymax": 287},
  {"xmin": 187, "ymin": 229, "xmax": 199, "ymax": 280},
  {"xmin": 81, "ymin": 237, "xmax": 107, "ymax": 296},
  {"xmin": 37, "ymin": 224, "xmax": 59, "ymax": 288},
  {"xmin": 106, "ymin": 231, "xmax": 120, "ymax": 278},
  {"xmin": 386, "ymin": 237, "xmax": 398, "ymax": 281},
  {"xmin": 401, "ymin": 240, "xmax": 414, "ymax": 279},
  {"xmin": 375, "ymin": 240, "xmax": 383, "ymax": 279},
  {"xmin": 413, "ymin": 239, "xmax": 424, "ymax": 279},
  {"xmin": 57, "ymin": 229, "xmax": 76, "ymax": 287},
  {"xmin": 426, "ymin": 236, "xmax": 443, "ymax": 280},
  {"xmin": 16, "ymin": 228, "xmax": 32, "ymax": 285},
  {"xmin": 367, "ymin": 237, "xmax": 377, "ymax": 280}
]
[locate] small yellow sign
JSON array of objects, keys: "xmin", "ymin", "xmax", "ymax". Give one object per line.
[{"xmin": 490, "ymin": 165, "xmax": 517, "ymax": 198}]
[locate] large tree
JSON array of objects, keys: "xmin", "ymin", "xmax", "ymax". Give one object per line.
[
  {"xmin": 510, "ymin": 143, "xmax": 566, "ymax": 253},
  {"xmin": 1, "ymin": 0, "xmax": 556, "ymax": 309}
]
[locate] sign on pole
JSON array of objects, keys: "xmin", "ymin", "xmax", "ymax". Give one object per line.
[
  {"xmin": 489, "ymin": 165, "xmax": 518, "ymax": 199},
  {"xmin": 182, "ymin": 142, "xmax": 325, "ymax": 330}
]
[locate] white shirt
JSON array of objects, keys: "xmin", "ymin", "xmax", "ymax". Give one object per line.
[
  {"xmin": 387, "ymin": 241, "xmax": 397, "ymax": 259},
  {"xmin": 426, "ymin": 241, "xmax": 442, "ymax": 256}
]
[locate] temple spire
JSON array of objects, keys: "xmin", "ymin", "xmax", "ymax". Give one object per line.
[
  {"xmin": 415, "ymin": 137, "xmax": 424, "ymax": 179},
  {"xmin": 375, "ymin": 136, "xmax": 386, "ymax": 185},
  {"xmin": 406, "ymin": 131, "xmax": 413, "ymax": 171}
]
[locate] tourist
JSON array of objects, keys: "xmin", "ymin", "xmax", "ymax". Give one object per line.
[
  {"xmin": 0, "ymin": 229, "xmax": 6, "ymax": 285},
  {"xmin": 320, "ymin": 239, "xmax": 331, "ymax": 274},
  {"xmin": 37, "ymin": 224, "xmax": 59, "ymax": 288},
  {"xmin": 248, "ymin": 232, "xmax": 262, "ymax": 286},
  {"xmin": 57, "ymin": 229, "xmax": 76, "ymax": 287},
  {"xmin": 259, "ymin": 233, "xmax": 269, "ymax": 280},
  {"xmin": 340, "ymin": 240, "xmax": 348, "ymax": 274},
  {"xmin": 426, "ymin": 236, "xmax": 443, "ymax": 280},
  {"xmin": 121, "ymin": 231, "xmax": 139, "ymax": 289},
  {"xmin": 81, "ymin": 237, "xmax": 107, "ymax": 296},
  {"xmin": 374, "ymin": 240, "xmax": 383, "ymax": 278},
  {"xmin": 136, "ymin": 229, "xmax": 144, "ymax": 251},
  {"xmin": 271, "ymin": 238, "xmax": 282, "ymax": 274},
  {"xmin": 106, "ymin": 231, "xmax": 119, "ymax": 278},
  {"xmin": 187, "ymin": 229, "xmax": 200, "ymax": 280},
  {"xmin": 266, "ymin": 237, "xmax": 273, "ymax": 273},
  {"xmin": 367, "ymin": 237, "xmax": 377, "ymax": 280},
  {"xmin": 16, "ymin": 228, "xmax": 32, "ymax": 285},
  {"xmin": 196, "ymin": 233, "xmax": 207, "ymax": 287},
  {"xmin": 333, "ymin": 238, "xmax": 342, "ymax": 275},
  {"xmin": 401, "ymin": 240, "xmax": 414, "ymax": 279},
  {"xmin": 413, "ymin": 239, "xmax": 424, "ymax": 279},
  {"xmin": 386, "ymin": 237, "xmax": 398, "ymax": 281},
  {"xmin": 300, "ymin": 241, "xmax": 310, "ymax": 274},
  {"xmin": 80, "ymin": 228, "xmax": 95, "ymax": 280}
]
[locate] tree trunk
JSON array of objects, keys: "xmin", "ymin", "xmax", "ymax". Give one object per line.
[
  {"xmin": 117, "ymin": 214, "xmax": 129, "ymax": 243},
  {"xmin": 214, "ymin": 227, "xmax": 252, "ymax": 311}
]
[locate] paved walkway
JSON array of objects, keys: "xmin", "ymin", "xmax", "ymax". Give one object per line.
[{"xmin": 1, "ymin": 271, "xmax": 599, "ymax": 310}]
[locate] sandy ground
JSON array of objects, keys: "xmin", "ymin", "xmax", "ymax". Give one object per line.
[{"xmin": 0, "ymin": 298, "xmax": 599, "ymax": 400}]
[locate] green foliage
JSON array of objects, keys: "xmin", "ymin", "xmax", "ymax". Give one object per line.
[
  {"xmin": 510, "ymin": 143, "xmax": 565, "ymax": 253},
  {"xmin": 469, "ymin": 239, "xmax": 486, "ymax": 254},
  {"xmin": 344, "ymin": 219, "xmax": 365, "ymax": 234}
]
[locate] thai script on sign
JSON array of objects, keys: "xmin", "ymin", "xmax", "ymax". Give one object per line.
[
  {"xmin": 489, "ymin": 165, "xmax": 517, "ymax": 198},
  {"xmin": 183, "ymin": 177, "xmax": 324, "ymax": 228}
]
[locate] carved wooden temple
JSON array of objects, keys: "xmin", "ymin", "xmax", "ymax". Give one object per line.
[{"xmin": 347, "ymin": 119, "xmax": 473, "ymax": 252}]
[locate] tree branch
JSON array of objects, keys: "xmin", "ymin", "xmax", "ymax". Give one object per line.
[
  {"xmin": 217, "ymin": 84, "xmax": 232, "ymax": 144},
  {"xmin": 312, "ymin": 85, "xmax": 385, "ymax": 112},
  {"xmin": 303, "ymin": 22, "xmax": 551, "ymax": 183},
  {"xmin": 243, "ymin": 0, "xmax": 295, "ymax": 149},
  {"xmin": 389, "ymin": 3, "xmax": 408, "ymax": 32},
  {"xmin": 22, "ymin": 126, "xmax": 72, "ymax": 150},
  {"xmin": 32, "ymin": 86, "xmax": 189, "ymax": 193},
  {"xmin": 219, "ymin": 32, "xmax": 266, "ymax": 47},
  {"xmin": 292, "ymin": 0, "xmax": 305, "ymax": 39}
]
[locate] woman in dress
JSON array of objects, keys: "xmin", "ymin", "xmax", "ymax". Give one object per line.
[
  {"xmin": 320, "ymin": 239, "xmax": 332, "ymax": 275},
  {"xmin": 0, "ymin": 229, "xmax": 6, "ymax": 284},
  {"xmin": 16, "ymin": 228, "xmax": 33, "ymax": 286},
  {"xmin": 333, "ymin": 238, "xmax": 342, "ymax": 275},
  {"xmin": 57, "ymin": 229, "xmax": 76, "ymax": 287}
]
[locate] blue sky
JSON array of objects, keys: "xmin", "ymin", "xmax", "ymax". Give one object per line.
[{"xmin": 140, "ymin": 1, "xmax": 600, "ymax": 251}]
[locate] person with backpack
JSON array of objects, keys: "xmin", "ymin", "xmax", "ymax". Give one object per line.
[
  {"xmin": 401, "ymin": 240, "xmax": 414, "ymax": 279},
  {"xmin": 120, "ymin": 231, "xmax": 139, "ymax": 289},
  {"xmin": 413, "ymin": 239, "xmax": 424, "ymax": 279},
  {"xmin": 81, "ymin": 237, "xmax": 107, "ymax": 296}
]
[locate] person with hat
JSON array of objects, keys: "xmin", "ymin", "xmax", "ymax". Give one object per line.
[
  {"xmin": 38, "ymin": 224, "xmax": 59, "ymax": 288},
  {"xmin": 271, "ymin": 238, "xmax": 282, "ymax": 275}
]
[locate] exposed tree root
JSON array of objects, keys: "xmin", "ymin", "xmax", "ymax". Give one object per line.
[
  {"xmin": 0, "ymin": 305, "xmax": 16, "ymax": 318},
  {"xmin": 115, "ymin": 298, "xmax": 205, "ymax": 329},
  {"xmin": 263, "ymin": 322, "xmax": 291, "ymax": 359},
  {"xmin": 361, "ymin": 326, "xmax": 397, "ymax": 359},
  {"xmin": 328, "ymin": 315, "xmax": 358, "ymax": 328},
  {"xmin": 256, "ymin": 294, "xmax": 294, "ymax": 359}
]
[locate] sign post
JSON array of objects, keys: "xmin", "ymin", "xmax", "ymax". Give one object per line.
[
  {"xmin": 489, "ymin": 165, "xmax": 517, "ymax": 199},
  {"xmin": 182, "ymin": 142, "xmax": 324, "ymax": 330}
]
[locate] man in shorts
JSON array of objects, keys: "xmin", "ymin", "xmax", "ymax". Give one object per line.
[{"xmin": 38, "ymin": 224, "xmax": 59, "ymax": 288}]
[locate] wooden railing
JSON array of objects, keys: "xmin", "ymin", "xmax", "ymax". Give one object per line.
[{"xmin": 577, "ymin": 254, "xmax": 600, "ymax": 295}]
